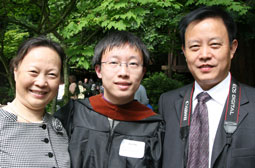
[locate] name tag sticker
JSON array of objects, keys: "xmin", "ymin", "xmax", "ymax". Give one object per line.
[{"xmin": 119, "ymin": 139, "xmax": 145, "ymax": 158}]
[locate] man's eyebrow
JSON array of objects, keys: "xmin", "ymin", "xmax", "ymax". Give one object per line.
[
  {"xmin": 208, "ymin": 37, "xmax": 223, "ymax": 42},
  {"xmin": 187, "ymin": 40, "xmax": 200, "ymax": 45}
]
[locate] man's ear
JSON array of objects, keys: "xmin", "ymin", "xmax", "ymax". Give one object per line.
[
  {"xmin": 230, "ymin": 39, "xmax": 238, "ymax": 59},
  {"xmin": 182, "ymin": 45, "xmax": 186, "ymax": 56},
  {"xmin": 95, "ymin": 65, "xmax": 102, "ymax": 79},
  {"xmin": 182, "ymin": 45, "xmax": 187, "ymax": 61}
]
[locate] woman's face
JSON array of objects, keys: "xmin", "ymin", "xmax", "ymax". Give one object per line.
[{"xmin": 14, "ymin": 46, "xmax": 61, "ymax": 111}]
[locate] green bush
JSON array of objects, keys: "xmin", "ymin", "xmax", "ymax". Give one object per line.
[
  {"xmin": 172, "ymin": 72, "xmax": 194, "ymax": 85},
  {"xmin": 0, "ymin": 86, "xmax": 14, "ymax": 105},
  {"xmin": 142, "ymin": 72, "xmax": 184, "ymax": 112}
]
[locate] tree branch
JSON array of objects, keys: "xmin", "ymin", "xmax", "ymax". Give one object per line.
[
  {"xmin": 0, "ymin": 72, "xmax": 7, "ymax": 78},
  {"xmin": 44, "ymin": 0, "xmax": 77, "ymax": 34},
  {"xmin": 7, "ymin": 18, "xmax": 39, "ymax": 34},
  {"xmin": 53, "ymin": 31, "xmax": 65, "ymax": 42},
  {"xmin": 81, "ymin": 29, "xmax": 100, "ymax": 45}
]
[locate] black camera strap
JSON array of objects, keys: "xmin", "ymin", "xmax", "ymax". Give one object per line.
[{"xmin": 180, "ymin": 75, "xmax": 241, "ymax": 168}]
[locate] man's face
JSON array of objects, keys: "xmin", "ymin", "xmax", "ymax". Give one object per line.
[
  {"xmin": 183, "ymin": 17, "xmax": 238, "ymax": 90},
  {"xmin": 95, "ymin": 44, "xmax": 145, "ymax": 105},
  {"xmin": 84, "ymin": 78, "xmax": 88, "ymax": 83}
]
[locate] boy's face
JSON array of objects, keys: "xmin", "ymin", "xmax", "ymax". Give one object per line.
[{"xmin": 95, "ymin": 44, "xmax": 145, "ymax": 105}]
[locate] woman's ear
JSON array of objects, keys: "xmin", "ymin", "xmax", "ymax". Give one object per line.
[{"xmin": 13, "ymin": 67, "xmax": 18, "ymax": 82}]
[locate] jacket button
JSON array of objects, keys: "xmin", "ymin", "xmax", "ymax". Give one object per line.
[
  {"xmin": 48, "ymin": 152, "xmax": 54, "ymax": 158},
  {"xmin": 43, "ymin": 138, "xmax": 49, "ymax": 143},
  {"xmin": 41, "ymin": 124, "xmax": 47, "ymax": 129}
]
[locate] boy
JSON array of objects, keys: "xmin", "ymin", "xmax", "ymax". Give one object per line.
[{"xmin": 55, "ymin": 31, "xmax": 164, "ymax": 168}]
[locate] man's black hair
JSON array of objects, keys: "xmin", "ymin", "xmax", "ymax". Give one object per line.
[{"xmin": 179, "ymin": 6, "xmax": 237, "ymax": 47}]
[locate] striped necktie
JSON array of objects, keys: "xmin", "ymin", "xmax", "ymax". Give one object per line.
[{"xmin": 187, "ymin": 92, "xmax": 211, "ymax": 168}]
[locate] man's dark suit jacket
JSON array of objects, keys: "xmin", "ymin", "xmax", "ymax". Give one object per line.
[{"xmin": 159, "ymin": 83, "xmax": 255, "ymax": 168}]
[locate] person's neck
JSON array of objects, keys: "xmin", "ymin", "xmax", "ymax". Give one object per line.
[
  {"xmin": 10, "ymin": 99, "xmax": 44, "ymax": 123},
  {"xmin": 102, "ymin": 94, "xmax": 133, "ymax": 106},
  {"xmin": 198, "ymin": 77, "xmax": 229, "ymax": 91}
]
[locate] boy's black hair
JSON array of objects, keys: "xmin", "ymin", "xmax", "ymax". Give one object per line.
[{"xmin": 92, "ymin": 31, "xmax": 150, "ymax": 68}]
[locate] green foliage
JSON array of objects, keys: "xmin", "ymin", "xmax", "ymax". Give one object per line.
[
  {"xmin": 185, "ymin": 0, "xmax": 250, "ymax": 15},
  {"xmin": 58, "ymin": 0, "xmax": 183, "ymax": 72},
  {"xmin": 142, "ymin": 72, "xmax": 184, "ymax": 112},
  {"xmin": 3, "ymin": 29, "xmax": 29, "ymax": 60},
  {"xmin": 66, "ymin": 45, "xmax": 94, "ymax": 69},
  {"xmin": 1, "ymin": 0, "xmax": 255, "ymax": 110},
  {"xmin": 172, "ymin": 73, "xmax": 194, "ymax": 85},
  {"xmin": 0, "ymin": 86, "xmax": 14, "ymax": 105}
]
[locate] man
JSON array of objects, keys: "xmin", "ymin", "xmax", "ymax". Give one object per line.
[
  {"xmin": 83, "ymin": 77, "xmax": 88, "ymax": 87},
  {"xmin": 55, "ymin": 31, "xmax": 164, "ymax": 168},
  {"xmin": 159, "ymin": 6, "xmax": 255, "ymax": 168}
]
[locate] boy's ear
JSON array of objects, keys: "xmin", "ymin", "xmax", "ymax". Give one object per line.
[
  {"xmin": 95, "ymin": 65, "xmax": 102, "ymax": 79},
  {"xmin": 142, "ymin": 67, "xmax": 146, "ymax": 77}
]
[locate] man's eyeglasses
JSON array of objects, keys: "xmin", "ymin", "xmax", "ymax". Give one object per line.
[{"xmin": 101, "ymin": 61, "xmax": 143, "ymax": 71}]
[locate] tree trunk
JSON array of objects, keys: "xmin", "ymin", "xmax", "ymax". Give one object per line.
[
  {"xmin": 0, "ymin": 41, "xmax": 15, "ymax": 95},
  {"xmin": 63, "ymin": 55, "xmax": 70, "ymax": 104},
  {"xmin": 167, "ymin": 29, "xmax": 176, "ymax": 78},
  {"xmin": 51, "ymin": 96, "xmax": 57, "ymax": 114}
]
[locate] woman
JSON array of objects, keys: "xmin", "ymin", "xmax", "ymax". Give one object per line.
[
  {"xmin": 68, "ymin": 75, "xmax": 78, "ymax": 99},
  {"xmin": 77, "ymin": 80, "xmax": 85, "ymax": 99},
  {"xmin": 0, "ymin": 37, "xmax": 70, "ymax": 167}
]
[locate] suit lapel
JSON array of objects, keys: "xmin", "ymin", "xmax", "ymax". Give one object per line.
[
  {"xmin": 211, "ymin": 84, "xmax": 249, "ymax": 167},
  {"xmin": 174, "ymin": 84, "xmax": 193, "ymax": 168},
  {"xmin": 175, "ymin": 84, "xmax": 193, "ymax": 121},
  {"xmin": 175, "ymin": 96, "xmax": 184, "ymax": 121},
  {"xmin": 237, "ymin": 84, "xmax": 249, "ymax": 124}
]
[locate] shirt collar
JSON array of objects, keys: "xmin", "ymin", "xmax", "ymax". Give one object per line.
[{"xmin": 193, "ymin": 72, "xmax": 231, "ymax": 105}]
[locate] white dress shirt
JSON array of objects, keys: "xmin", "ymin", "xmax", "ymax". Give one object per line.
[{"xmin": 192, "ymin": 73, "xmax": 230, "ymax": 168}]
